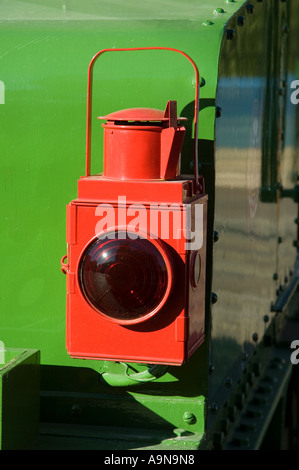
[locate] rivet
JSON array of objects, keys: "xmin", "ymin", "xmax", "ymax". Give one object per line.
[
  {"xmin": 263, "ymin": 314, "xmax": 269, "ymax": 323},
  {"xmin": 213, "ymin": 230, "xmax": 219, "ymax": 242},
  {"xmin": 226, "ymin": 29, "xmax": 235, "ymax": 40},
  {"xmin": 210, "ymin": 402, "xmax": 218, "ymax": 414},
  {"xmin": 252, "ymin": 332, "xmax": 258, "ymax": 343},
  {"xmin": 71, "ymin": 404, "xmax": 82, "ymax": 416},
  {"xmin": 211, "ymin": 292, "xmax": 218, "ymax": 304},
  {"xmin": 273, "ymin": 273, "xmax": 278, "ymax": 280},
  {"xmin": 214, "ymin": 7, "xmax": 225, "ymax": 13},
  {"xmin": 237, "ymin": 15, "xmax": 245, "ymax": 26},
  {"xmin": 216, "ymin": 106, "xmax": 222, "ymax": 117},
  {"xmin": 246, "ymin": 4, "xmax": 254, "ymax": 14},
  {"xmin": 224, "ymin": 376, "xmax": 233, "ymax": 388},
  {"xmin": 242, "ymin": 351, "xmax": 248, "ymax": 361},
  {"xmin": 183, "ymin": 411, "xmax": 197, "ymax": 424},
  {"xmin": 199, "ymin": 77, "xmax": 206, "ymax": 87},
  {"xmin": 203, "ymin": 20, "xmax": 214, "ymax": 26}
]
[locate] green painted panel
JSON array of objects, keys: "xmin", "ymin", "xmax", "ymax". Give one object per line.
[{"xmin": 0, "ymin": 0, "xmax": 237, "ymax": 367}]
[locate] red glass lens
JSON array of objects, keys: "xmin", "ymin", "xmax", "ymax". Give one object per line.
[{"xmin": 78, "ymin": 231, "xmax": 170, "ymax": 323}]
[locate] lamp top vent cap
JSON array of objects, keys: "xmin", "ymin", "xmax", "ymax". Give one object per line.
[{"xmin": 98, "ymin": 102, "xmax": 187, "ymax": 123}]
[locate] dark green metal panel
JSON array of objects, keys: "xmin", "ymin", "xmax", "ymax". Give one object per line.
[
  {"xmin": 211, "ymin": 0, "xmax": 282, "ymax": 403},
  {"xmin": 210, "ymin": 0, "xmax": 298, "ymax": 401},
  {"xmin": 0, "ymin": 349, "xmax": 40, "ymax": 450},
  {"xmin": 203, "ymin": 0, "xmax": 299, "ymax": 449}
]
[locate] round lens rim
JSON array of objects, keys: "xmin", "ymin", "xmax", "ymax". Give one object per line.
[{"xmin": 77, "ymin": 229, "xmax": 173, "ymax": 325}]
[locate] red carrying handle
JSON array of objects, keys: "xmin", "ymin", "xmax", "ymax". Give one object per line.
[{"xmin": 85, "ymin": 47, "xmax": 200, "ymax": 187}]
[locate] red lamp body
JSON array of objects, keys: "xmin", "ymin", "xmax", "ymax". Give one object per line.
[{"xmin": 62, "ymin": 48, "xmax": 207, "ymax": 366}]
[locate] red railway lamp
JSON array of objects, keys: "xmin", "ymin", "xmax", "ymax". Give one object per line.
[{"xmin": 61, "ymin": 48, "xmax": 207, "ymax": 366}]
